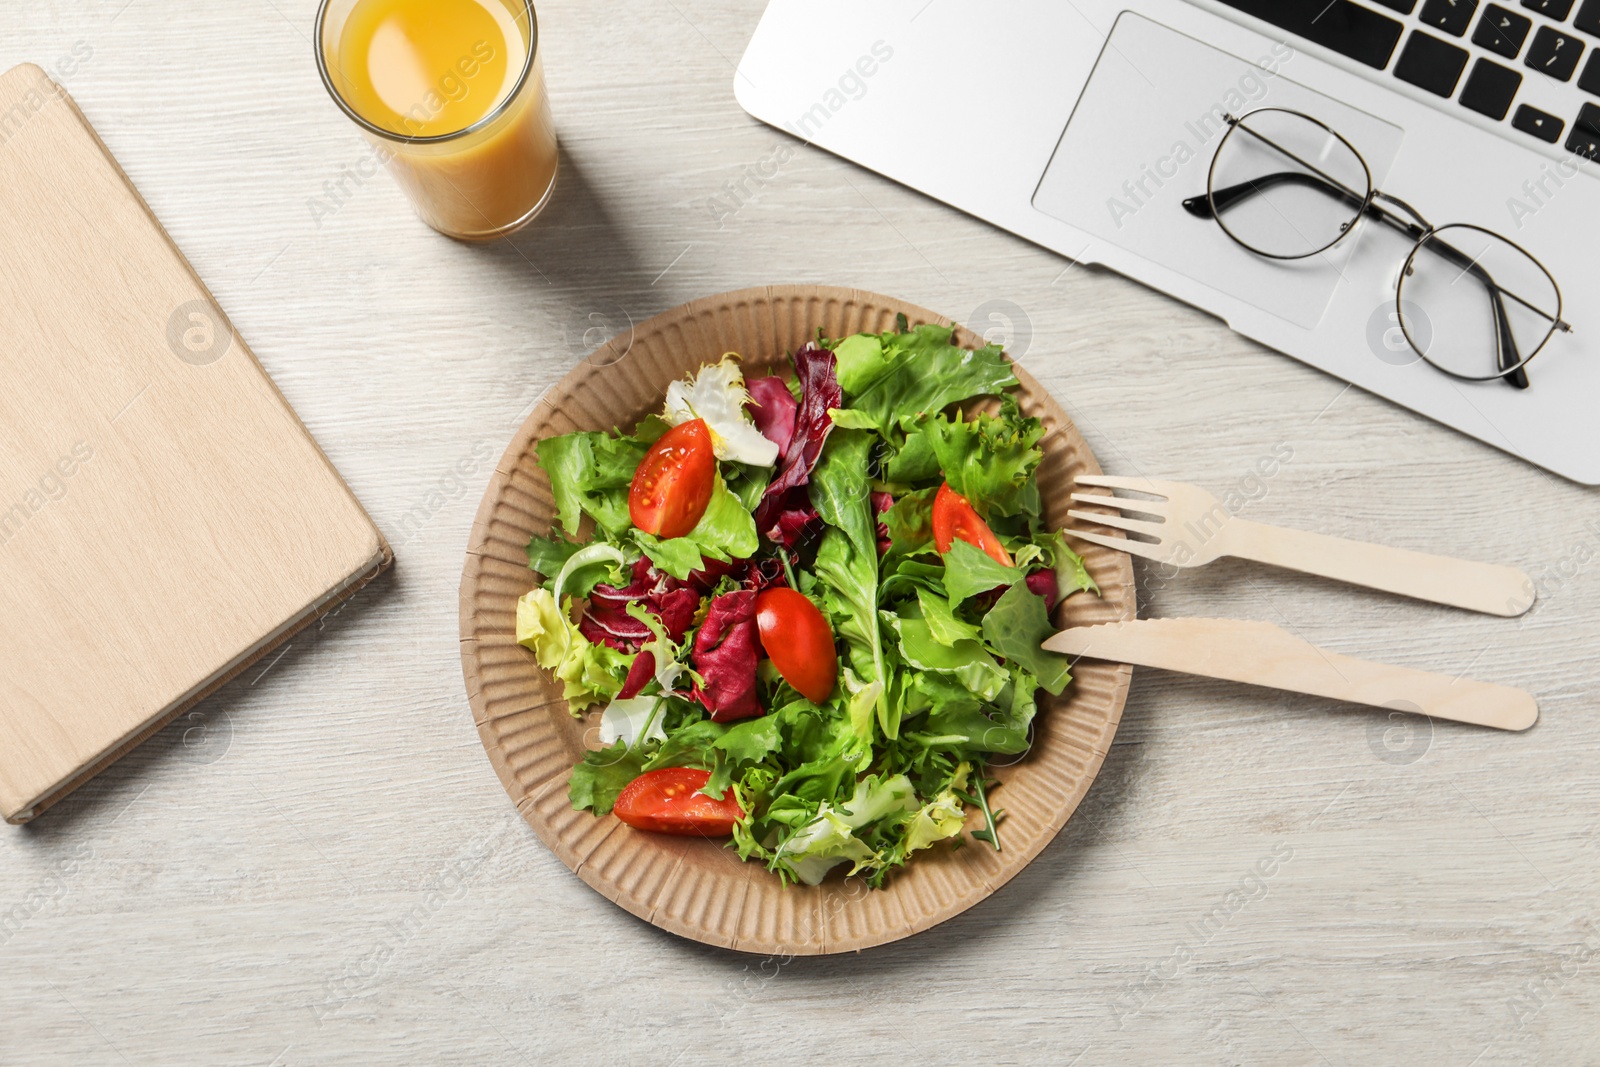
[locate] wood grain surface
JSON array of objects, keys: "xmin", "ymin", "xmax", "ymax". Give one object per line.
[{"xmin": 2, "ymin": 2, "xmax": 1596, "ymax": 1064}]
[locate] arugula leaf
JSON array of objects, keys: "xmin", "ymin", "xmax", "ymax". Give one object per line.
[
  {"xmin": 632, "ymin": 532, "xmax": 703, "ymax": 580},
  {"xmin": 981, "ymin": 581, "xmax": 1073, "ymax": 696},
  {"xmin": 842, "ymin": 325, "xmax": 1018, "ymax": 433},
  {"xmin": 568, "ymin": 742, "xmax": 646, "ymax": 815},
  {"xmin": 941, "ymin": 540, "xmax": 1023, "ymax": 603}
]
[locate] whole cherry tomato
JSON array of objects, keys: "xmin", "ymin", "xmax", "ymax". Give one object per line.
[
  {"xmin": 754, "ymin": 587, "xmax": 837, "ymax": 704},
  {"xmin": 629, "ymin": 419, "xmax": 716, "ymax": 539},
  {"xmin": 931, "ymin": 482, "xmax": 1014, "ymax": 567},
  {"xmin": 613, "ymin": 767, "xmax": 744, "ymax": 836}
]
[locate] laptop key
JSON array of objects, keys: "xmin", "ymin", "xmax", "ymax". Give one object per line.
[
  {"xmin": 1373, "ymin": 0, "xmax": 1419, "ymax": 10},
  {"xmin": 1578, "ymin": 0, "xmax": 1600, "ymax": 35},
  {"xmin": 1210, "ymin": 0, "xmax": 1404, "ymax": 69},
  {"xmin": 1581, "ymin": 49, "xmax": 1600, "ymax": 92},
  {"xmin": 1512, "ymin": 102, "xmax": 1566, "ymax": 139},
  {"xmin": 1460, "ymin": 57, "xmax": 1525, "ymax": 116},
  {"xmin": 1521, "ymin": 0, "xmax": 1575, "ymax": 15},
  {"xmin": 1476, "ymin": 4, "xmax": 1534, "ymax": 56},
  {"xmin": 1526, "ymin": 26, "xmax": 1585, "ymax": 80},
  {"xmin": 1567, "ymin": 124, "xmax": 1600, "ymax": 157},
  {"xmin": 1395, "ymin": 31, "xmax": 1472, "ymax": 95},
  {"xmin": 1422, "ymin": 0, "xmax": 1480, "ymax": 35}
]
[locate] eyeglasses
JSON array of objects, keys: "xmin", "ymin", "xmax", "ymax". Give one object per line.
[{"xmin": 1183, "ymin": 107, "xmax": 1572, "ymax": 390}]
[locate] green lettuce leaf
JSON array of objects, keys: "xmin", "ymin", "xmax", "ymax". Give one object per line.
[
  {"xmin": 631, "ymin": 473, "xmax": 759, "ymax": 580},
  {"xmin": 516, "ymin": 587, "xmax": 630, "ymax": 712},
  {"xmin": 889, "ymin": 613, "xmax": 1009, "ymax": 702},
  {"xmin": 883, "ymin": 487, "xmax": 937, "ymax": 559},
  {"xmin": 941, "ymin": 539, "xmax": 1023, "ymax": 603},
  {"xmin": 771, "ymin": 773, "xmax": 917, "ymax": 885},
  {"xmin": 1035, "ymin": 529, "xmax": 1099, "ymax": 600},
  {"xmin": 568, "ymin": 742, "xmax": 646, "ymax": 815},
  {"xmin": 902, "ymin": 763, "xmax": 970, "ymax": 853},
  {"xmin": 831, "ymin": 332, "xmax": 892, "ymax": 396},
  {"xmin": 918, "ymin": 402, "xmax": 1044, "ymax": 519},
  {"xmin": 915, "ymin": 586, "xmax": 983, "ymax": 647},
  {"xmin": 811, "ymin": 430, "xmax": 887, "ymax": 723},
  {"xmin": 536, "ymin": 425, "xmax": 661, "ymax": 538},
  {"xmin": 525, "ymin": 530, "xmax": 584, "ymax": 583},
  {"xmin": 883, "ymin": 430, "xmax": 941, "ymax": 484},
  {"xmin": 838, "ymin": 324, "xmax": 1018, "ymax": 433},
  {"xmin": 921, "ymin": 670, "xmax": 1038, "ymax": 755},
  {"xmin": 981, "ymin": 581, "xmax": 1073, "ymax": 696}
]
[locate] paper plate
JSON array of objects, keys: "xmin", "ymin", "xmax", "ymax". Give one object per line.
[{"xmin": 459, "ymin": 286, "xmax": 1134, "ymax": 955}]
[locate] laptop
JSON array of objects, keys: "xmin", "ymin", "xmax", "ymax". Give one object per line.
[{"xmin": 734, "ymin": 0, "xmax": 1600, "ymax": 485}]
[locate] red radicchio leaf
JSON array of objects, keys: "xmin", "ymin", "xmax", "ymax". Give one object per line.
[
  {"xmin": 618, "ymin": 651, "xmax": 657, "ymax": 700},
  {"xmin": 1026, "ymin": 569, "xmax": 1060, "ymax": 609},
  {"xmin": 752, "ymin": 343, "xmax": 843, "ymax": 536},
  {"xmin": 872, "ymin": 491, "xmax": 894, "ymax": 556},
  {"xmin": 758, "ymin": 485, "xmax": 821, "ymax": 547},
  {"xmin": 745, "ymin": 376, "xmax": 799, "ymax": 456},
  {"xmin": 691, "ymin": 589, "xmax": 764, "ymax": 722},
  {"xmin": 582, "ymin": 558, "xmax": 701, "ymax": 654}
]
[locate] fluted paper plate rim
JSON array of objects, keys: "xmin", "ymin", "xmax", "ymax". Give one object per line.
[{"xmin": 459, "ymin": 286, "xmax": 1134, "ymax": 955}]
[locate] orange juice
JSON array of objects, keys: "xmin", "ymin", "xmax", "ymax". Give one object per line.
[{"xmin": 317, "ymin": 0, "xmax": 558, "ymax": 239}]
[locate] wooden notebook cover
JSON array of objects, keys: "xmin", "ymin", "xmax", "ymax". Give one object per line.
[{"xmin": 0, "ymin": 64, "xmax": 390, "ymax": 823}]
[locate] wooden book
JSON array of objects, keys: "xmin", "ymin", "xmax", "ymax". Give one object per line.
[{"xmin": 0, "ymin": 64, "xmax": 391, "ymax": 823}]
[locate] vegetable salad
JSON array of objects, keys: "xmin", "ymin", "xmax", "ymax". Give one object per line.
[{"xmin": 516, "ymin": 318, "xmax": 1096, "ymax": 886}]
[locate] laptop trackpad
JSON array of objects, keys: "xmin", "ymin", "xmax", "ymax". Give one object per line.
[{"xmin": 1031, "ymin": 13, "xmax": 1404, "ymax": 330}]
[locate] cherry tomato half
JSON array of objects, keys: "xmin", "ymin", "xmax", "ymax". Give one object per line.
[
  {"xmin": 613, "ymin": 767, "xmax": 744, "ymax": 836},
  {"xmin": 932, "ymin": 482, "xmax": 1014, "ymax": 567},
  {"xmin": 629, "ymin": 419, "xmax": 716, "ymax": 539},
  {"xmin": 754, "ymin": 587, "xmax": 838, "ymax": 704}
]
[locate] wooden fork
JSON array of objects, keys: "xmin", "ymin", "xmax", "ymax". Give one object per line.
[{"xmin": 1068, "ymin": 475, "xmax": 1535, "ymax": 617}]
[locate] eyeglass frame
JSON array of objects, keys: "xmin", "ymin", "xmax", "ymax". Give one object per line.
[{"xmin": 1181, "ymin": 106, "xmax": 1574, "ymax": 390}]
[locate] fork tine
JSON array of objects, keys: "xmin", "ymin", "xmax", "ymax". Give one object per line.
[
  {"xmin": 1070, "ymin": 492, "xmax": 1170, "ymax": 517},
  {"xmin": 1065, "ymin": 527, "xmax": 1164, "ymax": 561},
  {"xmin": 1074, "ymin": 474, "xmax": 1172, "ymax": 497},
  {"xmin": 1068, "ymin": 508, "xmax": 1166, "ymax": 539}
]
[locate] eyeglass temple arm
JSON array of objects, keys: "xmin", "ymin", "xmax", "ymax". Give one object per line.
[
  {"xmin": 1421, "ymin": 230, "xmax": 1531, "ymax": 390},
  {"xmin": 1186, "ymin": 173, "xmax": 1531, "ymax": 389}
]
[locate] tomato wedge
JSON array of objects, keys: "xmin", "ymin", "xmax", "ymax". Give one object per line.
[
  {"xmin": 932, "ymin": 482, "xmax": 1014, "ymax": 567},
  {"xmin": 754, "ymin": 587, "xmax": 837, "ymax": 703},
  {"xmin": 629, "ymin": 419, "xmax": 716, "ymax": 539},
  {"xmin": 613, "ymin": 767, "xmax": 744, "ymax": 836}
]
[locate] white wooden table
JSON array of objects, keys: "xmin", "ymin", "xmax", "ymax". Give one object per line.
[{"xmin": 4, "ymin": 3, "xmax": 1597, "ymax": 1064}]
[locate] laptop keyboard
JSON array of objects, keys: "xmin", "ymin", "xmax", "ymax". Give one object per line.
[{"xmin": 1212, "ymin": 0, "xmax": 1600, "ymax": 160}]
